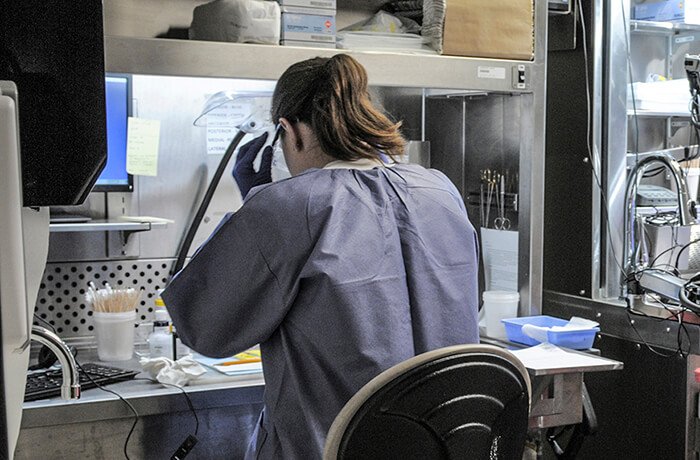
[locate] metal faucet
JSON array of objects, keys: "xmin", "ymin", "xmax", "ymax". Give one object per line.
[
  {"xmin": 623, "ymin": 154, "xmax": 695, "ymax": 296},
  {"xmin": 30, "ymin": 326, "xmax": 80, "ymax": 399}
]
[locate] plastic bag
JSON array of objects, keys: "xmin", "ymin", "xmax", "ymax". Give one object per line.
[
  {"xmin": 341, "ymin": 10, "xmax": 420, "ymax": 34},
  {"xmin": 189, "ymin": 0, "xmax": 281, "ymax": 45}
]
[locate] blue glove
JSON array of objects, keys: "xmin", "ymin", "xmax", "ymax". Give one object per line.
[{"xmin": 232, "ymin": 132, "xmax": 274, "ymax": 199}]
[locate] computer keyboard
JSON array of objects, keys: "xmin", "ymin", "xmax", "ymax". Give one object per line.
[{"xmin": 25, "ymin": 363, "xmax": 139, "ymax": 402}]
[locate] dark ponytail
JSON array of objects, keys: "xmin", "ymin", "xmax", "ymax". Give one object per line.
[{"xmin": 271, "ymin": 54, "xmax": 406, "ymax": 161}]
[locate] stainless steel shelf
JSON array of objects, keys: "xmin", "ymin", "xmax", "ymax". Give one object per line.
[
  {"xmin": 626, "ymin": 146, "xmax": 698, "ymax": 166},
  {"xmin": 49, "ymin": 219, "xmax": 168, "ymax": 233},
  {"xmin": 105, "ymin": 36, "xmax": 534, "ymax": 92},
  {"xmin": 630, "ymin": 19, "xmax": 675, "ymax": 34},
  {"xmin": 630, "ymin": 19, "xmax": 700, "ymax": 34},
  {"xmin": 627, "ymin": 109, "xmax": 690, "ymax": 117}
]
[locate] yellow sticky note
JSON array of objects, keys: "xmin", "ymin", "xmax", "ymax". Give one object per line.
[{"xmin": 126, "ymin": 117, "xmax": 160, "ymax": 176}]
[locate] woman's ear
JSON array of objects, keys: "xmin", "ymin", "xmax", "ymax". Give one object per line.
[
  {"xmin": 279, "ymin": 117, "xmax": 303, "ymax": 151},
  {"xmin": 278, "ymin": 117, "xmax": 292, "ymax": 133}
]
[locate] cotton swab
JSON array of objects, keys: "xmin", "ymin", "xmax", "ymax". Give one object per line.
[{"xmin": 84, "ymin": 284, "xmax": 141, "ymax": 313}]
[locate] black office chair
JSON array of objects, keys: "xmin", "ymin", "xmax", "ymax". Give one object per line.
[{"xmin": 324, "ymin": 344, "xmax": 531, "ymax": 460}]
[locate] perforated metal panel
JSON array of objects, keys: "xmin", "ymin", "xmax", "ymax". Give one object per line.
[{"xmin": 34, "ymin": 259, "xmax": 175, "ymax": 338}]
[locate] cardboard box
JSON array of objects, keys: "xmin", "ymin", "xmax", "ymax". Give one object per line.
[
  {"xmin": 633, "ymin": 0, "xmax": 700, "ymax": 24},
  {"xmin": 442, "ymin": 0, "xmax": 534, "ymax": 60},
  {"xmin": 278, "ymin": 0, "xmax": 336, "ymax": 11},
  {"xmin": 281, "ymin": 7, "xmax": 336, "ymax": 43}
]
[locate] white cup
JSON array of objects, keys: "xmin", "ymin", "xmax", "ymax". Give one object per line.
[
  {"xmin": 481, "ymin": 291, "xmax": 520, "ymax": 339},
  {"xmin": 93, "ymin": 311, "xmax": 136, "ymax": 361}
]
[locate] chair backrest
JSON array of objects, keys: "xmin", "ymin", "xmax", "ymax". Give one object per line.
[{"xmin": 324, "ymin": 344, "xmax": 531, "ymax": 460}]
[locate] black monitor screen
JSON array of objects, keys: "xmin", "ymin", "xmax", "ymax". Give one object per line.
[
  {"xmin": 0, "ymin": 0, "xmax": 107, "ymax": 207},
  {"xmin": 94, "ymin": 75, "xmax": 133, "ymax": 192}
]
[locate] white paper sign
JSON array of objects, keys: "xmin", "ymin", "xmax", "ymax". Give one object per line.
[
  {"xmin": 477, "ymin": 66, "xmax": 506, "ymax": 80},
  {"xmin": 480, "ymin": 228, "xmax": 518, "ymax": 291},
  {"xmin": 206, "ymin": 101, "xmax": 250, "ymax": 155}
]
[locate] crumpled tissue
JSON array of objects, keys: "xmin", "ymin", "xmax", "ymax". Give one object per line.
[{"xmin": 139, "ymin": 356, "xmax": 207, "ymax": 386}]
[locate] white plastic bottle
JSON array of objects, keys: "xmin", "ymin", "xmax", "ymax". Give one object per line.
[
  {"xmin": 148, "ymin": 309, "xmax": 173, "ymax": 359},
  {"xmin": 154, "ymin": 294, "xmax": 190, "ymax": 359}
]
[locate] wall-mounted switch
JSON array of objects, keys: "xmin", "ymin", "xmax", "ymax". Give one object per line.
[{"xmin": 512, "ymin": 64, "xmax": 529, "ymax": 90}]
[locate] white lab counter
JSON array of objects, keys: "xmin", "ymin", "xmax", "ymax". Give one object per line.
[
  {"xmin": 17, "ymin": 353, "xmax": 265, "ymax": 460},
  {"xmin": 16, "ymin": 339, "xmax": 623, "ymax": 459}
]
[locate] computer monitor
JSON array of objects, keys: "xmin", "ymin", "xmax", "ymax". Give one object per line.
[
  {"xmin": 93, "ymin": 74, "xmax": 133, "ymax": 192},
  {"xmin": 1, "ymin": 0, "xmax": 107, "ymax": 207}
]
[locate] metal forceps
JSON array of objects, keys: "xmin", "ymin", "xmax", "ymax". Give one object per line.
[{"xmin": 494, "ymin": 175, "xmax": 511, "ymax": 230}]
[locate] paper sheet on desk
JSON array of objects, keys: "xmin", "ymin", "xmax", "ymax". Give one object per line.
[
  {"xmin": 195, "ymin": 356, "xmax": 263, "ymax": 376},
  {"xmin": 511, "ymin": 344, "xmax": 616, "ymax": 371}
]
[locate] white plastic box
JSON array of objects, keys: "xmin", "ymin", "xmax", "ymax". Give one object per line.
[
  {"xmin": 633, "ymin": 0, "xmax": 700, "ymax": 24},
  {"xmin": 280, "ymin": 6, "xmax": 336, "ymax": 43}
]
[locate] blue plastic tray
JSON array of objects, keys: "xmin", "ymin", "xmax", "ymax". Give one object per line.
[{"xmin": 501, "ymin": 315, "xmax": 599, "ymax": 349}]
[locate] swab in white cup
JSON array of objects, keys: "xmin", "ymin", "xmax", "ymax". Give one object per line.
[
  {"xmin": 86, "ymin": 283, "xmax": 140, "ymax": 361},
  {"xmin": 93, "ymin": 310, "xmax": 137, "ymax": 361}
]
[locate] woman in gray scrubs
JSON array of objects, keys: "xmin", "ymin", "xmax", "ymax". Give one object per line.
[{"xmin": 163, "ymin": 54, "xmax": 479, "ymax": 459}]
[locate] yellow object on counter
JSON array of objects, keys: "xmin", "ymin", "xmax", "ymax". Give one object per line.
[
  {"xmin": 194, "ymin": 348, "xmax": 263, "ymax": 376},
  {"xmin": 217, "ymin": 349, "xmax": 262, "ymax": 366}
]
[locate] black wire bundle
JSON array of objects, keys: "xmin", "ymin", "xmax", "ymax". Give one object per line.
[
  {"xmin": 683, "ymin": 61, "xmax": 700, "ymax": 164},
  {"xmin": 689, "ymin": 67, "xmax": 700, "ymax": 131},
  {"xmin": 680, "ymin": 272, "xmax": 700, "ymax": 315},
  {"xmin": 625, "ymin": 260, "xmax": 700, "ymax": 358},
  {"xmin": 625, "ymin": 297, "xmax": 691, "ymax": 359},
  {"xmin": 75, "ymin": 360, "xmax": 199, "ymax": 459}
]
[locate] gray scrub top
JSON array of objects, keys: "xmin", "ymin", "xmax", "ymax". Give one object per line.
[{"xmin": 162, "ymin": 163, "xmax": 480, "ymax": 459}]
